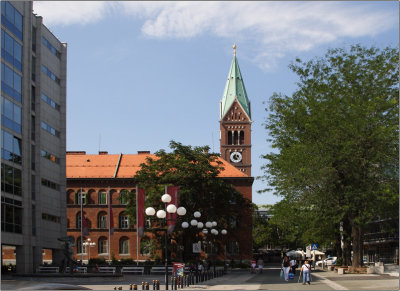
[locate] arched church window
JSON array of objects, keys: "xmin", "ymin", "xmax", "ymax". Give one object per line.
[
  {"xmin": 233, "ymin": 131, "xmax": 238, "ymax": 145},
  {"xmin": 228, "ymin": 131, "xmax": 233, "ymax": 145}
]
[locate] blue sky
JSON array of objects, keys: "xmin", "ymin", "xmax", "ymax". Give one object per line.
[{"xmin": 33, "ymin": 1, "xmax": 399, "ymax": 205}]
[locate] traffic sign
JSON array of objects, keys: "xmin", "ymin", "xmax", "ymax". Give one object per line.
[{"xmin": 311, "ymin": 244, "xmax": 318, "ymax": 250}]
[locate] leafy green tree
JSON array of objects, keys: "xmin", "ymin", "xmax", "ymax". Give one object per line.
[
  {"xmin": 261, "ymin": 45, "xmax": 399, "ymax": 267},
  {"xmin": 129, "ymin": 141, "xmax": 251, "ymax": 261}
]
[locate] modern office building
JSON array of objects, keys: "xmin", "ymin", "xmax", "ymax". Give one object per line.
[{"xmin": 1, "ymin": 1, "xmax": 67, "ymax": 273}]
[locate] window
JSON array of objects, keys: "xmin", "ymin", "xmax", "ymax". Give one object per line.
[
  {"xmin": 240, "ymin": 131, "xmax": 244, "ymax": 144},
  {"xmin": 75, "ymin": 191, "xmax": 86, "ymax": 205},
  {"xmin": 42, "ymin": 213, "xmax": 60, "ymax": 223},
  {"xmin": 98, "ymin": 191, "xmax": 107, "ymax": 205},
  {"xmin": 233, "ymin": 131, "xmax": 238, "ymax": 145},
  {"xmin": 41, "ymin": 178, "xmax": 60, "ymax": 191},
  {"xmin": 41, "ymin": 149, "xmax": 60, "ymax": 164},
  {"xmin": 42, "ymin": 36, "xmax": 61, "ymax": 58},
  {"xmin": 120, "ymin": 190, "xmax": 131, "ymax": 205},
  {"xmin": 119, "ymin": 237, "xmax": 129, "ymax": 254},
  {"xmin": 76, "ymin": 237, "xmax": 87, "ymax": 254},
  {"xmin": 1, "ymin": 163, "xmax": 21, "ymax": 196},
  {"xmin": 98, "ymin": 237, "xmax": 108, "ymax": 254},
  {"xmin": 2, "ymin": 2, "xmax": 23, "ymax": 41},
  {"xmin": 228, "ymin": 131, "xmax": 233, "ymax": 145},
  {"xmin": 119, "ymin": 212, "xmax": 129, "ymax": 229},
  {"xmin": 1, "ymin": 62, "xmax": 22, "ymax": 102},
  {"xmin": 1, "ymin": 197, "xmax": 22, "ymax": 233},
  {"xmin": 41, "ymin": 93, "xmax": 60, "ymax": 111},
  {"xmin": 227, "ymin": 241, "xmax": 239, "ymax": 255},
  {"xmin": 75, "ymin": 212, "xmax": 82, "ymax": 228},
  {"xmin": 1, "ymin": 129, "xmax": 22, "ymax": 164},
  {"xmin": 1, "ymin": 29, "xmax": 22, "ymax": 71},
  {"xmin": 41, "ymin": 121, "xmax": 60, "ymax": 137},
  {"xmin": 98, "ymin": 212, "xmax": 107, "ymax": 229},
  {"xmin": 41, "ymin": 65, "xmax": 60, "ymax": 84}
]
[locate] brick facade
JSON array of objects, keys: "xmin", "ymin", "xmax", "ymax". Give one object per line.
[{"xmin": 66, "ymin": 155, "xmax": 253, "ymax": 262}]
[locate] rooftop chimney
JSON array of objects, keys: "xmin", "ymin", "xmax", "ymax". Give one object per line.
[
  {"xmin": 137, "ymin": 151, "xmax": 150, "ymax": 155},
  {"xmin": 99, "ymin": 151, "xmax": 108, "ymax": 155},
  {"xmin": 66, "ymin": 151, "xmax": 86, "ymax": 155}
]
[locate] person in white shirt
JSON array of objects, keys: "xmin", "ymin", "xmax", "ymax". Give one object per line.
[
  {"xmin": 301, "ymin": 260, "xmax": 311, "ymax": 285},
  {"xmin": 290, "ymin": 258, "xmax": 297, "ymax": 275}
]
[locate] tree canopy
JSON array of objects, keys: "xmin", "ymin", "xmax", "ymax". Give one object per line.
[
  {"xmin": 129, "ymin": 141, "xmax": 252, "ymax": 260},
  {"xmin": 261, "ymin": 45, "xmax": 399, "ymax": 266}
]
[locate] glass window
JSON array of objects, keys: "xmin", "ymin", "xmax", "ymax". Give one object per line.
[
  {"xmin": 119, "ymin": 213, "xmax": 129, "ymax": 229},
  {"xmin": 5, "ymin": 2, "xmax": 15, "ymax": 23},
  {"xmin": 119, "ymin": 238, "xmax": 129, "ymax": 254},
  {"xmin": 98, "ymin": 191, "xmax": 107, "ymax": 205},
  {"xmin": 98, "ymin": 213, "xmax": 107, "ymax": 229},
  {"xmin": 75, "ymin": 191, "xmax": 86, "ymax": 205},
  {"xmin": 120, "ymin": 190, "xmax": 130, "ymax": 205},
  {"xmin": 13, "ymin": 104, "xmax": 21, "ymax": 124},
  {"xmin": 1, "ymin": 1, "xmax": 5, "ymax": 17},
  {"xmin": 5, "ymin": 32, "xmax": 13, "ymax": 55},
  {"xmin": 4, "ymin": 65, "xmax": 13, "ymax": 87},
  {"xmin": 13, "ymin": 136, "xmax": 21, "ymax": 156},
  {"xmin": 4, "ymin": 98, "xmax": 13, "ymax": 119},
  {"xmin": 98, "ymin": 238, "xmax": 107, "ymax": 254},
  {"xmin": 13, "ymin": 72, "xmax": 21, "ymax": 93},
  {"xmin": 76, "ymin": 212, "xmax": 82, "ymax": 228},
  {"xmin": 14, "ymin": 41, "xmax": 21, "ymax": 62},
  {"xmin": 3, "ymin": 130, "xmax": 13, "ymax": 152},
  {"xmin": 14, "ymin": 10, "xmax": 22, "ymax": 32}
]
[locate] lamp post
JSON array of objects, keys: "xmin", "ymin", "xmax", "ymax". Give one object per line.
[
  {"xmin": 183, "ymin": 217, "xmax": 227, "ymax": 274},
  {"xmin": 145, "ymin": 192, "xmax": 186, "ymax": 290},
  {"xmin": 82, "ymin": 238, "xmax": 96, "ymax": 263}
]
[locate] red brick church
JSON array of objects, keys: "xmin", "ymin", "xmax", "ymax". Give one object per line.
[{"xmin": 66, "ymin": 49, "xmax": 254, "ymax": 262}]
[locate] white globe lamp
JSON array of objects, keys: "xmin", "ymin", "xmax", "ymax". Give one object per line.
[
  {"xmin": 177, "ymin": 207, "xmax": 186, "ymax": 216},
  {"xmin": 161, "ymin": 193, "xmax": 172, "ymax": 203},
  {"xmin": 156, "ymin": 210, "xmax": 166, "ymax": 219},
  {"xmin": 145, "ymin": 207, "xmax": 156, "ymax": 216},
  {"xmin": 166, "ymin": 204, "xmax": 177, "ymax": 213}
]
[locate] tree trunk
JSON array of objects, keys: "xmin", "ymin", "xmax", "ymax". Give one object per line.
[{"xmin": 351, "ymin": 222, "xmax": 362, "ymax": 268}]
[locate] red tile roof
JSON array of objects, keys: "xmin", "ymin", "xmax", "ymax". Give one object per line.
[{"xmin": 66, "ymin": 152, "xmax": 247, "ymax": 178}]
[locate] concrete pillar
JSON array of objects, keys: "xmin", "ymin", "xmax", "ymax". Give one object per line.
[
  {"xmin": 52, "ymin": 248, "xmax": 64, "ymax": 267},
  {"xmin": 16, "ymin": 244, "xmax": 32, "ymax": 274},
  {"xmin": 32, "ymin": 246, "xmax": 42, "ymax": 273}
]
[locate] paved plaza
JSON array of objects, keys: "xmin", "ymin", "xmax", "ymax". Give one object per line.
[{"xmin": 1, "ymin": 266, "xmax": 398, "ymax": 290}]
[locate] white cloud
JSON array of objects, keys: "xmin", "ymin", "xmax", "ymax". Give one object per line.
[{"xmin": 33, "ymin": 1, "xmax": 397, "ymax": 70}]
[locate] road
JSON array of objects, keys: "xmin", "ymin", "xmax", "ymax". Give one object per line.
[{"xmin": 1, "ymin": 266, "xmax": 398, "ymax": 290}]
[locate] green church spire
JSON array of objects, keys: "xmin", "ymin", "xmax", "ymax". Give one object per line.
[{"xmin": 220, "ymin": 45, "xmax": 251, "ymax": 120}]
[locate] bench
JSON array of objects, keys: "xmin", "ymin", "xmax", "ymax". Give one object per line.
[
  {"xmin": 37, "ymin": 266, "xmax": 59, "ymax": 273},
  {"xmin": 99, "ymin": 266, "xmax": 116, "ymax": 274},
  {"xmin": 121, "ymin": 266, "xmax": 144, "ymax": 275},
  {"xmin": 151, "ymin": 266, "xmax": 173, "ymax": 274},
  {"xmin": 66, "ymin": 266, "xmax": 87, "ymax": 273}
]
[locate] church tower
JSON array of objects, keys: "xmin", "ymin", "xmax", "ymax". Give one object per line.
[{"xmin": 220, "ymin": 45, "xmax": 252, "ymax": 176}]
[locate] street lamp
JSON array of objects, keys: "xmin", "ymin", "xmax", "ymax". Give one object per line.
[
  {"xmin": 82, "ymin": 238, "xmax": 96, "ymax": 263},
  {"xmin": 145, "ymin": 192, "xmax": 186, "ymax": 290}
]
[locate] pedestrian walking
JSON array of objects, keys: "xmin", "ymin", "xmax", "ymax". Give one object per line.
[
  {"xmin": 282, "ymin": 256, "xmax": 291, "ymax": 281},
  {"xmin": 257, "ymin": 257, "xmax": 264, "ymax": 274},
  {"xmin": 290, "ymin": 257, "xmax": 297, "ymax": 275},
  {"xmin": 301, "ymin": 260, "xmax": 311, "ymax": 285}
]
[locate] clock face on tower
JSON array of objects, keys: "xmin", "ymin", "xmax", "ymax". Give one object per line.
[{"xmin": 230, "ymin": 151, "xmax": 242, "ymax": 163}]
